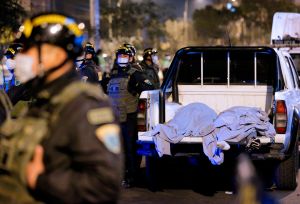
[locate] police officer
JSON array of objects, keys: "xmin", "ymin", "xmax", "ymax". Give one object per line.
[
  {"xmin": 101, "ymin": 43, "xmax": 141, "ymax": 94},
  {"xmin": 2, "ymin": 44, "xmax": 33, "ymax": 110},
  {"xmin": 79, "ymin": 42, "xmax": 100, "ymax": 83},
  {"xmin": 123, "ymin": 43, "xmax": 142, "ymax": 71},
  {"xmin": 140, "ymin": 48, "xmax": 160, "ymax": 89},
  {"xmin": 1, "ymin": 43, "xmax": 23, "ymax": 91},
  {"xmin": 107, "ymin": 46, "xmax": 154, "ymax": 188},
  {"xmin": 1, "ymin": 12, "xmax": 123, "ymax": 204}
]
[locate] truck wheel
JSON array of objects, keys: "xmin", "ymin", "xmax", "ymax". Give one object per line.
[{"xmin": 275, "ymin": 143, "xmax": 299, "ymax": 190}]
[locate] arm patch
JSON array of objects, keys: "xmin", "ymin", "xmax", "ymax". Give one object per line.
[
  {"xmin": 87, "ymin": 108, "xmax": 114, "ymax": 125},
  {"xmin": 95, "ymin": 124, "xmax": 121, "ymax": 154}
]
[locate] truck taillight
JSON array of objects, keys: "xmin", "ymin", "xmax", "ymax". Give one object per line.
[
  {"xmin": 137, "ymin": 99, "xmax": 147, "ymax": 131},
  {"xmin": 275, "ymin": 100, "xmax": 287, "ymax": 134}
]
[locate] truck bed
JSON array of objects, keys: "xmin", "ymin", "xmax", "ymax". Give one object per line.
[
  {"xmin": 178, "ymin": 85, "xmax": 273, "ymax": 114},
  {"xmin": 138, "ymin": 132, "xmax": 285, "ymax": 144}
]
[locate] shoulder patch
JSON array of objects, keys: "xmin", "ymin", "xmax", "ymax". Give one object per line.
[
  {"xmin": 95, "ymin": 124, "xmax": 121, "ymax": 154},
  {"xmin": 87, "ymin": 108, "xmax": 114, "ymax": 125}
]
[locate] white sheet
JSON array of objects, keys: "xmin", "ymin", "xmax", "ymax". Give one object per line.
[{"xmin": 149, "ymin": 103, "xmax": 276, "ymax": 165}]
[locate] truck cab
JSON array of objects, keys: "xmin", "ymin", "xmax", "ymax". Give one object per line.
[{"xmin": 137, "ymin": 46, "xmax": 300, "ymax": 190}]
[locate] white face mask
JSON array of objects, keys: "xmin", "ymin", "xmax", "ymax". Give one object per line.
[
  {"xmin": 152, "ymin": 55, "xmax": 159, "ymax": 64},
  {"xmin": 5, "ymin": 58, "xmax": 16, "ymax": 70},
  {"xmin": 15, "ymin": 54, "xmax": 36, "ymax": 83},
  {"xmin": 117, "ymin": 56, "xmax": 129, "ymax": 67}
]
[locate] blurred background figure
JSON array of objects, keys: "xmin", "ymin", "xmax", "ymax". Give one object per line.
[
  {"xmin": 1, "ymin": 43, "xmax": 23, "ymax": 91},
  {"xmin": 140, "ymin": 48, "xmax": 160, "ymax": 89},
  {"xmin": 78, "ymin": 42, "xmax": 101, "ymax": 84},
  {"xmin": 235, "ymin": 154, "xmax": 278, "ymax": 204},
  {"xmin": 123, "ymin": 43, "xmax": 142, "ymax": 71},
  {"xmin": 96, "ymin": 48, "xmax": 107, "ymax": 74},
  {"xmin": 101, "ymin": 43, "xmax": 142, "ymax": 94}
]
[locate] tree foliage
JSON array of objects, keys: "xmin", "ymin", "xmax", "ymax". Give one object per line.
[
  {"xmin": 0, "ymin": 0, "xmax": 26, "ymax": 43},
  {"xmin": 100, "ymin": 0, "xmax": 171, "ymax": 47},
  {"xmin": 240, "ymin": 0, "xmax": 298, "ymax": 30},
  {"xmin": 193, "ymin": 0, "xmax": 300, "ymax": 45},
  {"xmin": 193, "ymin": 5, "xmax": 239, "ymax": 39}
]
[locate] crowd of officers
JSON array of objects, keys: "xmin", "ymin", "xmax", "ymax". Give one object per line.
[{"xmin": 0, "ymin": 12, "xmax": 169, "ymax": 204}]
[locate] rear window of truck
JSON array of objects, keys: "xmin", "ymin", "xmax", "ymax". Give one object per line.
[{"xmin": 177, "ymin": 50, "xmax": 276, "ymax": 86}]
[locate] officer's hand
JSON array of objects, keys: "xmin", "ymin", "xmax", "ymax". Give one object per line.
[{"xmin": 26, "ymin": 145, "xmax": 45, "ymax": 189}]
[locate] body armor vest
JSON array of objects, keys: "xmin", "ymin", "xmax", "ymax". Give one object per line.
[
  {"xmin": 0, "ymin": 81, "xmax": 105, "ymax": 204},
  {"xmin": 107, "ymin": 69, "xmax": 138, "ymax": 123}
]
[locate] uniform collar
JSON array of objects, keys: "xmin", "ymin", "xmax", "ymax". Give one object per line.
[
  {"xmin": 141, "ymin": 60, "xmax": 152, "ymax": 68},
  {"xmin": 36, "ymin": 69, "xmax": 79, "ymax": 101}
]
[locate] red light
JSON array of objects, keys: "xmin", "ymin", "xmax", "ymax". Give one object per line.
[
  {"xmin": 138, "ymin": 100, "xmax": 146, "ymax": 112},
  {"xmin": 275, "ymin": 100, "xmax": 287, "ymax": 134},
  {"xmin": 276, "ymin": 127, "xmax": 286, "ymax": 134},
  {"xmin": 137, "ymin": 99, "xmax": 147, "ymax": 131},
  {"xmin": 276, "ymin": 100, "xmax": 286, "ymax": 113}
]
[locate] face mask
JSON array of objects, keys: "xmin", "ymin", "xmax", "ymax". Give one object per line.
[
  {"xmin": 117, "ymin": 56, "xmax": 129, "ymax": 67},
  {"xmin": 5, "ymin": 58, "xmax": 16, "ymax": 70},
  {"xmin": 152, "ymin": 55, "xmax": 159, "ymax": 64},
  {"xmin": 15, "ymin": 54, "xmax": 36, "ymax": 83}
]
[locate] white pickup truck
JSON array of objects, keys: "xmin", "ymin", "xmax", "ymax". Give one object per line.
[{"xmin": 137, "ymin": 46, "xmax": 300, "ymax": 190}]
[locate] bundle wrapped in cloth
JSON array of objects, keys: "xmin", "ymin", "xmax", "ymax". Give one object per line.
[{"xmin": 148, "ymin": 103, "xmax": 275, "ymax": 165}]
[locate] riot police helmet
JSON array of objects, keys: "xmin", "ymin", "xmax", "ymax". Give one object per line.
[
  {"xmin": 143, "ymin": 47, "xmax": 157, "ymax": 60},
  {"xmin": 84, "ymin": 42, "xmax": 95, "ymax": 55},
  {"xmin": 116, "ymin": 46, "xmax": 132, "ymax": 67},
  {"xmin": 15, "ymin": 12, "xmax": 85, "ymax": 59},
  {"xmin": 4, "ymin": 43, "xmax": 23, "ymax": 59},
  {"xmin": 123, "ymin": 43, "xmax": 137, "ymax": 56}
]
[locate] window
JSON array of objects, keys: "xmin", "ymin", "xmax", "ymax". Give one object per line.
[
  {"xmin": 285, "ymin": 56, "xmax": 299, "ymax": 88},
  {"xmin": 256, "ymin": 52, "xmax": 276, "ymax": 85},
  {"xmin": 230, "ymin": 51, "xmax": 254, "ymax": 84},
  {"xmin": 175, "ymin": 49, "xmax": 276, "ymax": 86},
  {"xmin": 284, "ymin": 56, "xmax": 296, "ymax": 88},
  {"xmin": 290, "ymin": 54, "xmax": 300, "ymax": 75},
  {"xmin": 288, "ymin": 57, "xmax": 300, "ymax": 88},
  {"xmin": 203, "ymin": 51, "xmax": 227, "ymax": 84},
  {"xmin": 177, "ymin": 52, "xmax": 202, "ymax": 84}
]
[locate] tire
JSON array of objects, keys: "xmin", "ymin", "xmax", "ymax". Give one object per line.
[{"xmin": 275, "ymin": 142, "xmax": 299, "ymax": 190}]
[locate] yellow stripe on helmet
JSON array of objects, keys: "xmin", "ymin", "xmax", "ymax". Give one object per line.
[
  {"xmin": 22, "ymin": 14, "xmax": 83, "ymax": 38},
  {"xmin": 23, "ymin": 19, "xmax": 33, "ymax": 38},
  {"xmin": 7, "ymin": 48, "xmax": 16, "ymax": 55}
]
